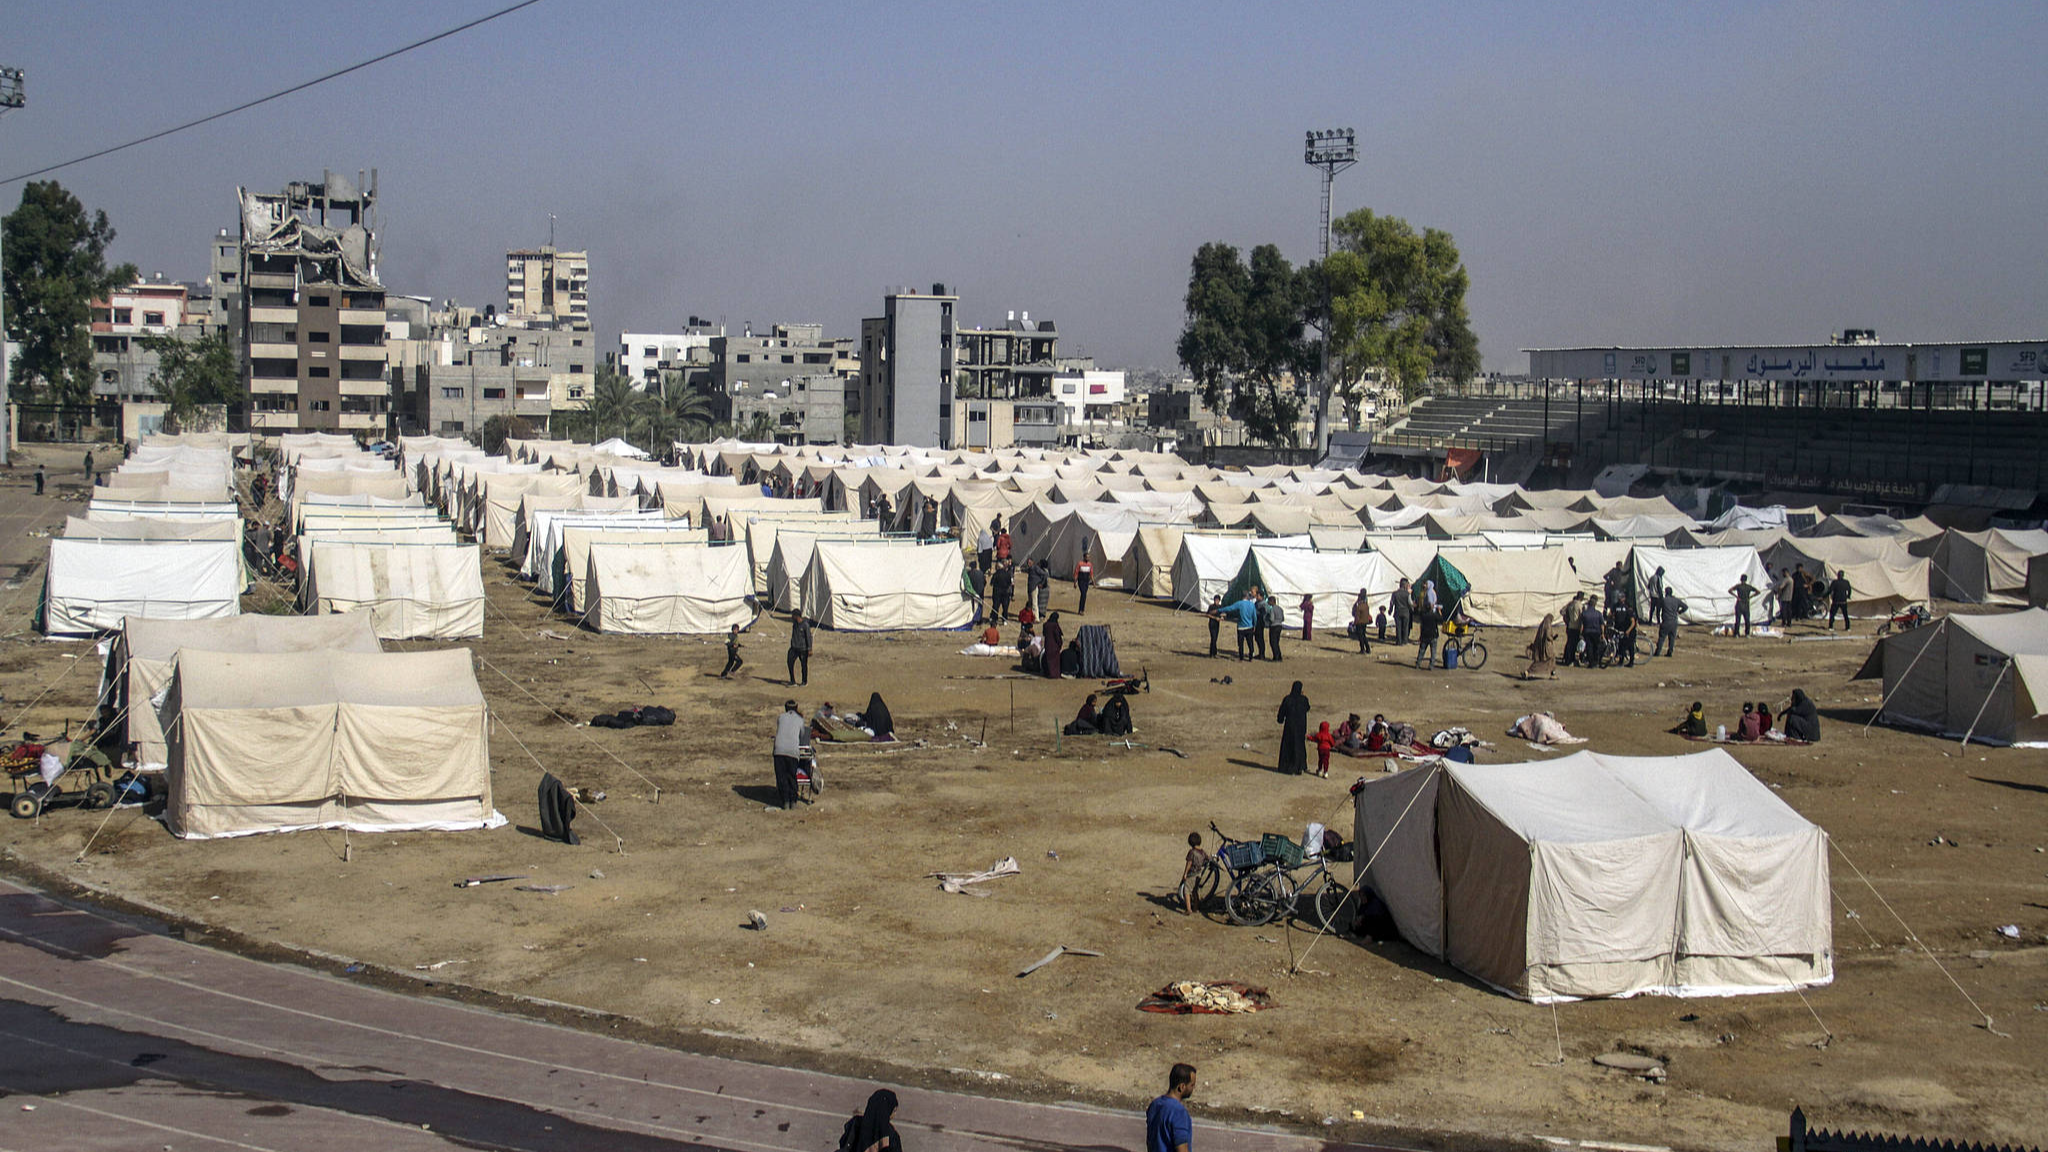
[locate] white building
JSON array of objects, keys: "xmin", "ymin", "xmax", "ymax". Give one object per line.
[
  {"xmin": 1053, "ymin": 369, "xmax": 1126, "ymax": 428},
  {"xmin": 619, "ymin": 328, "xmax": 722, "ymax": 389}
]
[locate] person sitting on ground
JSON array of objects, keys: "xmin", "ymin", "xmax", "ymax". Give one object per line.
[
  {"xmin": 1782, "ymin": 688, "xmax": 1821, "ymax": 742},
  {"xmin": 1364, "ymin": 713, "xmax": 1390, "ymax": 752},
  {"xmin": 1018, "ymin": 625, "xmax": 1042, "ymax": 674},
  {"xmin": 1757, "ymin": 700, "xmax": 1774, "ymax": 737},
  {"xmin": 1064, "ymin": 693, "xmax": 1102, "ymax": 736},
  {"xmin": 1672, "ymin": 700, "xmax": 1708, "ymax": 738},
  {"xmin": 1334, "ymin": 712, "xmax": 1364, "ymax": 753},
  {"xmin": 980, "ymin": 622, "xmax": 1001, "ymax": 647},
  {"xmin": 1099, "ymin": 691, "xmax": 1134, "ymax": 736},
  {"xmin": 1735, "ymin": 701, "xmax": 1761, "ymax": 741},
  {"xmin": 1178, "ymin": 832, "xmax": 1208, "ymax": 916},
  {"xmin": 853, "ymin": 692, "xmax": 896, "ymax": 741},
  {"xmin": 810, "ymin": 701, "xmax": 840, "ymax": 739},
  {"xmin": 1060, "ymin": 639, "xmax": 1083, "ymax": 678}
]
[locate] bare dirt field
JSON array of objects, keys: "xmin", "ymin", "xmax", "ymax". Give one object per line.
[{"xmin": 1, "ymin": 457, "xmax": 2043, "ymax": 1151}]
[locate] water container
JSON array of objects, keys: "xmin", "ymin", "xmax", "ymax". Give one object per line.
[
  {"xmin": 1444, "ymin": 646, "xmax": 1459, "ymax": 670},
  {"xmin": 1717, "ymin": 724, "xmax": 1727, "ymax": 741}
]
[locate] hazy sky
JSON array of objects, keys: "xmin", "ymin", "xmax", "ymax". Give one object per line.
[{"xmin": 4, "ymin": 1, "xmax": 2043, "ymax": 371}]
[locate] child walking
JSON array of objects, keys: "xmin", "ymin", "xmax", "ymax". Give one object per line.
[
  {"xmin": 720, "ymin": 624, "xmax": 744, "ymax": 678},
  {"xmin": 1313, "ymin": 721, "xmax": 1334, "ymax": 778}
]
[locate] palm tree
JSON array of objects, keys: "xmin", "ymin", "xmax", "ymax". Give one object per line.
[
  {"xmin": 584, "ymin": 371, "xmax": 647, "ymax": 445},
  {"xmin": 659, "ymin": 373, "xmax": 719, "ymax": 441}
]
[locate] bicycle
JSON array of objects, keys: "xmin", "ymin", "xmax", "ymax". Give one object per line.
[
  {"xmin": 1440, "ymin": 619, "xmax": 1489, "ymax": 671},
  {"xmin": 1190, "ymin": 822, "xmax": 1293, "ymax": 927},
  {"xmin": 1284, "ymin": 848, "xmax": 1354, "ymax": 932}
]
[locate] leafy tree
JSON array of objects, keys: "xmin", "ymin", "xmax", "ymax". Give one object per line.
[
  {"xmin": 1175, "ymin": 242, "xmax": 1315, "ymax": 445},
  {"xmin": 138, "ymin": 331, "xmax": 237, "ymax": 431},
  {"xmin": 479, "ymin": 413, "xmax": 535, "ymax": 455},
  {"xmin": 582, "ymin": 370, "xmax": 647, "ymax": 444},
  {"xmin": 1324, "ymin": 208, "xmax": 1478, "ymax": 415},
  {"xmin": 651, "ymin": 373, "xmax": 718, "ymax": 446},
  {"xmin": 740, "ymin": 411, "xmax": 776, "ymax": 443},
  {"xmin": 2, "ymin": 181, "xmax": 137, "ymax": 407}
]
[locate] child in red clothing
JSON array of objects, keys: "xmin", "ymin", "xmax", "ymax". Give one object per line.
[{"xmin": 1313, "ymin": 721, "xmax": 1334, "ymax": 778}]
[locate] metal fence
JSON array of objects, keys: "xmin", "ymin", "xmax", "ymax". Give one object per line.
[{"xmin": 1787, "ymin": 1107, "xmax": 2041, "ymax": 1152}]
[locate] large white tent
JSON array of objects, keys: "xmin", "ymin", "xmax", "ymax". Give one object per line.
[
  {"xmin": 1169, "ymin": 533, "xmax": 1309, "ymax": 610},
  {"xmin": 1355, "ymin": 751, "xmax": 1832, "ymax": 1002},
  {"xmin": 41, "ymin": 539, "xmax": 242, "ymax": 636},
  {"xmin": 1760, "ymin": 536, "xmax": 1931, "ymax": 617},
  {"xmin": 1224, "ymin": 545, "xmax": 1398, "ymax": 626},
  {"xmin": 1853, "ymin": 608, "xmax": 2048, "ymax": 746},
  {"xmin": 766, "ymin": 530, "xmax": 905, "ymax": 613},
  {"xmin": 1629, "ymin": 545, "xmax": 1770, "ymax": 626},
  {"xmin": 163, "ymin": 648, "xmax": 497, "ymax": 840},
  {"xmin": 583, "ymin": 542, "xmax": 758, "ymax": 635},
  {"xmin": 800, "ymin": 541, "xmax": 973, "ymax": 631},
  {"xmin": 303, "ymin": 542, "xmax": 485, "ymax": 640},
  {"xmin": 1422, "ymin": 548, "xmax": 1578, "ymax": 628},
  {"xmin": 559, "ymin": 523, "xmax": 708, "ymax": 613},
  {"xmin": 1912, "ymin": 528, "xmax": 2048, "ymax": 605},
  {"xmin": 109, "ymin": 613, "xmax": 383, "ymax": 769}
]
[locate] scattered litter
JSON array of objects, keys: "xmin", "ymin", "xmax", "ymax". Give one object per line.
[
  {"xmin": 538, "ymin": 629, "xmax": 573, "ymax": 640},
  {"xmin": 1017, "ymin": 945, "xmax": 1103, "ymax": 978},
  {"xmin": 1140, "ymin": 980, "xmax": 1273, "ymax": 1014},
  {"xmin": 1045, "ymin": 849, "xmax": 1059, "ymax": 860},
  {"xmin": 1351, "ymin": 1109, "xmax": 1366, "ymax": 1120},
  {"xmin": 588, "ymin": 869, "xmax": 605, "ymax": 880},
  {"xmin": 1997, "ymin": 925, "xmax": 2021, "ymax": 939},
  {"xmin": 414, "ymin": 959, "xmax": 467, "ymax": 971},
  {"xmin": 1593, "ymin": 1052, "xmax": 1666, "ymax": 1081},
  {"xmin": 343, "ymin": 963, "xmax": 365, "ymax": 974},
  {"xmin": 454, "ymin": 873, "xmax": 528, "ymax": 888},
  {"xmin": 709, "ymin": 997, "xmax": 720, "ymax": 1004},
  {"xmin": 1969, "ymin": 949, "xmax": 1994, "ymax": 960},
  {"xmin": 931, "ymin": 856, "xmax": 1020, "ymax": 896},
  {"xmin": 634, "ymin": 957, "xmax": 648, "ymax": 963},
  {"xmin": 514, "ymin": 884, "xmax": 573, "ymax": 894},
  {"xmin": 747, "ymin": 910, "xmax": 769, "ymax": 931}
]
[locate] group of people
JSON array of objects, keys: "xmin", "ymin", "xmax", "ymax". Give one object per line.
[
  {"xmin": 1671, "ymin": 689, "xmax": 1821, "ymax": 742},
  {"xmin": 1207, "ymin": 588, "xmax": 1291, "ymax": 662},
  {"xmin": 1728, "ymin": 565, "xmax": 1855, "ymax": 636},
  {"xmin": 1014, "ymin": 608, "xmax": 1076, "ymax": 678}
]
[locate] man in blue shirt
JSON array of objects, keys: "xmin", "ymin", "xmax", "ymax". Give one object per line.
[
  {"xmin": 1217, "ymin": 591, "xmax": 1262, "ymax": 661},
  {"xmin": 1145, "ymin": 1063, "xmax": 1196, "ymax": 1152}
]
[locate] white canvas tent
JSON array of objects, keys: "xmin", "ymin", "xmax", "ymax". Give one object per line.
[
  {"xmin": 583, "ymin": 542, "xmax": 758, "ymax": 635},
  {"xmin": 1355, "ymin": 750, "xmax": 1832, "ymax": 1002},
  {"xmin": 559, "ymin": 523, "xmax": 708, "ymax": 613},
  {"xmin": 41, "ymin": 539, "xmax": 242, "ymax": 636},
  {"xmin": 109, "ymin": 613, "xmax": 382, "ymax": 769},
  {"xmin": 1169, "ymin": 533, "xmax": 1309, "ymax": 610},
  {"xmin": 766, "ymin": 530, "xmax": 907, "ymax": 613},
  {"xmin": 1911, "ymin": 528, "xmax": 2048, "ymax": 605},
  {"xmin": 1224, "ymin": 545, "xmax": 1397, "ymax": 626},
  {"xmin": 1424, "ymin": 548, "xmax": 1578, "ymax": 628},
  {"xmin": 800, "ymin": 541, "xmax": 973, "ymax": 631},
  {"xmin": 163, "ymin": 648, "xmax": 497, "ymax": 839},
  {"xmin": 1853, "ymin": 608, "xmax": 2048, "ymax": 746},
  {"xmin": 1760, "ymin": 537, "xmax": 1930, "ymax": 617},
  {"xmin": 1628, "ymin": 545, "xmax": 1769, "ymax": 626},
  {"xmin": 303, "ymin": 542, "xmax": 484, "ymax": 640}
]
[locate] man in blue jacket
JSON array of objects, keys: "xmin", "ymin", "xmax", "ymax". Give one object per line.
[{"xmin": 1216, "ymin": 590, "xmax": 1263, "ymax": 661}]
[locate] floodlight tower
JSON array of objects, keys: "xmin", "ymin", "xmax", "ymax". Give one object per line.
[
  {"xmin": 1304, "ymin": 128, "xmax": 1357, "ymax": 455},
  {"xmin": 0, "ymin": 66, "xmax": 23, "ymax": 468}
]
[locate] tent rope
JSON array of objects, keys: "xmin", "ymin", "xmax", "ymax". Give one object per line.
[
  {"xmin": 473, "ymin": 651, "xmax": 663, "ymax": 802},
  {"xmin": 1861, "ymin": 619, "xmax": 1943, "ymax": 734},
  {"xmin": 1829, "ymin": 838, "xmax": 2005, "ymax": 1036},
  {"xmin": 1286, "ymin": 761, "xmax": 1442, "ymax": 976},
  {"xmin": 1956, "ymin": 658, "xmax": 2009, "ymax": 749},
  {"xmin": 490, "ymin": 710, "xmax": 624, "ymax": 854}
]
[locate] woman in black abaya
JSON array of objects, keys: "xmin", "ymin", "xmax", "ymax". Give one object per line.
[{"xmin": 1275, "ymin": 680, "xmax": 1311, "ymax": 774}]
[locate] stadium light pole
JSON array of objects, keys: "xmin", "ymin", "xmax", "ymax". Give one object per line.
[
  {"xmin": 0, "ymin": 66, "xmax": 24, "ymax": 467},
  {"xmin": 1304, "ymin": 128, "xmax": 1356, "ymax": 458}
]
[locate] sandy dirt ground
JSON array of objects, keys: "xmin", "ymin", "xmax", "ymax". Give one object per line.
[{"xmin": 0, "ymin": 449, "xmax": 2043, "ymax": 1151}]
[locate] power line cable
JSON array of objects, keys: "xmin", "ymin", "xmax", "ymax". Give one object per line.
[{"xmin": 2, "ymin": 0, "xmax": 545, "ymax": 185}]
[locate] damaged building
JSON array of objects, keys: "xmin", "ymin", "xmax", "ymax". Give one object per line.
[{"xmin": 235, "ymin": 171, "xmax": 390, "ymax": 436}]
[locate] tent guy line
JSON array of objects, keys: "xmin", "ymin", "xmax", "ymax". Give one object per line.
[
  {"xmin": 1825, "ymin": 840, "xmax": 2003, "ymax": 1036},
  {"xmin": 490, "ymin": 709, "xmax": 625, "ymax": 854}
]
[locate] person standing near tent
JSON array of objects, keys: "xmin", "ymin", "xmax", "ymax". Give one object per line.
[
  {"xmin": 1414, "ymin": 599, "xmax": 1440, "ymax": 669},
  {"xmin": 1299, "ymin": 594, "xmax": 1315, "ymax": 643},
  {"xmin": 721, "ymin": 623, "xmax": 745, "ymax": 678},
  {"xmin": 1206, "ymin": 594, "xmax": 1223, "ymax": 658},
  {"xmin": 1788, "ymin": 565, "xmax": 1813, "ymax": 624},
  {"xmin": 1074, "ymin": 550, "xmax": 1095, "ymax": 614},
  {"xmin": 1729, "ymin": 575, "xmax": 1758, "ymax": 637},
  {"xmin": 1523, "ymin": 613, "xmax": 1559, "ymax": 679},
  {"xmin": 787, "ymin": 615, "xmax": 814, "ymax": 686},
  {"xmin": 1612, "ymin": 602, "xmax": 1639, "ymax": 667},
  {"xmin": 83, "ymin": 448, "xmax": 94, "ymax": 481},
  {"xmin": 1263, "ymin": 594, "xmax": 1285, "ymax": 662},
  {"xmin": 1651, "ymin": 588, "xmax": 1682, "ymax": 657},
  {"xmin": 1391, "ymin": 577, "xmax": 1413, "ymax": 645},
  {"xmin": 995, "ymin": 522, "xmax": 1013, "ymax": 566},
  {"xmin": 990, "ymin": 560, "xmax": 1015, "ymax": 624},
  {"xmin": 1646, "ymin": 566, "xmax": 1667, "ymax": 626},
  {"xmin": 1560, "ymin": 592, "xmax": 1585, "ymax": 666},
  {"xmin": 1827, "ymin": 571, "xmax": 1854, "ymax": 631},
  {"xmin": 1275, "ymin": 681, "xmax": 1310, "ymax": 774},
  {"xmin": 1578, "ymin": 599, "xmax": 1605, "ymax": 667},
  {"xmin": 976, "ymin": 524, "xmax": 995, "ymax": 573},
  {"xmin": 1145, "ymin": 1064, "xmax": 1196, "ymax": 1152},
  {"xmin": 1028, "ymin": 559, "xmax": 1050, "ymax": 615},
  {"xmin": 770, "ymin": 699, "xmax": 806, "ymax": 812},
  {"xmin": 34, "ymin": 463, "xmax": 45, "ymax": 495},
  {"xmin": 1218, "ymin": 590, "xmax": 1261, "ymax": 660},
  {"xmin": 1041, "ymin": 611, "xmax": 1064, "ymax": 680},
  {"xmin": 1769, "ymin": 566, "xmax": 1792, "ymax": 626},
  {"xmin": 1350, "ymin": 588, "xmax": 1373, "ymax": 654}
]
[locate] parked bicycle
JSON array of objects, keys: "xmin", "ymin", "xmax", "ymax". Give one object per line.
[{"xmin": 1440, "ymin": 618, "xmax": 1489, "ymax": 671}]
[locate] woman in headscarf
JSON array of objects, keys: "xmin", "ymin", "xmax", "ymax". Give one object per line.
[
  {"xmin": 1522, "ymin": 613, "xmax": 1559, "ymax": 679},
  {"xmin": 1274, "ymin": 681, "xmax": 1311, "ymax": 775},
  {"xmin": 1782, "ymin": 688, "xmax": 1821, "ymax": 742},
  {"xmin": 1672, "ymin": 701, "xmax": 1708, "ymax": 738},
  {"xmin": 1064, "ymin": 693, "xmax": 1101, "ymax": 735},
  {"xmin": 840, "ymin": 1088, "xmax": 902, "ymax": 1152},
  {"xmin": 1735, "ymin": 701, "xmax": 1761, "ymax": 741},
  {"xmin": 1757, "ymin": 700, "xmax": 1775, "ymax": 737},
  {"xmin": 1041, "ymin": 611, "xmax": 1064, "ymax": 680},
  {"xmin": 859, "ymin": 692, "xmax": 895, "ymax": 742}
]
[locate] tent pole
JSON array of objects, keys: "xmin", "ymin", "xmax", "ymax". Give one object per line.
[{"xmin": 1957, "ymin": 659, "xmax": 2009, "ymax": 749}]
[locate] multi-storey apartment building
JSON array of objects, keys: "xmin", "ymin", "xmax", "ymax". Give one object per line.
[{"xmin": 505, "ymin": 246, "xmax": 589, "ymax": 330}]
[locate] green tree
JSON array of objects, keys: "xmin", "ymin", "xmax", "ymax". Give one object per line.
[
  {"xmin": 651, "ymin": 372, "xmax": 718, "ymax": 446},
  {"xmin": 582, "ymin": 370, "xmax": 648, "ymax": 445},
  {"xmin": 479, "ymin": 413, "xmax": 535, "ymax": 455},
  {"xmin": 2, "ymin": 181, "xmax": 138, "ymax": 407},
  {"xmin": 1324, "ymin": 208, "xmax": 1479, "ymax": 416},
  {"xmin": 740, "ymin": 410, "xmax": 776, "ymax": 443},
  {"xmin": 1175, "ymin": 242, "xmax": 1315, "ymax": 445},
  {"xmin": 138, "ymin": 331, "xmax": 238, "ymax": 431}
]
